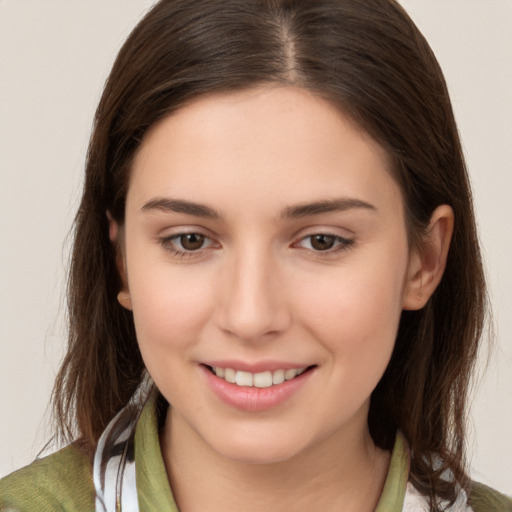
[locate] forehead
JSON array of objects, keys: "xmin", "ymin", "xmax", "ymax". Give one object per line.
[{"xmin": 127, "ymin": 86, "xmax": 402, "ymax": 218}]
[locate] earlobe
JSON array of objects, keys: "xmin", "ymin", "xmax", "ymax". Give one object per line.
[
  {"xmin": 117, "ymin": 290, "xmax": 133, "ymax": 310},
  {"xmin": 107, "ymin": 211, "xmax": 132, "ymax": 311},
  {"xmin": 403, "ymin": 205, "xmax": 454, "ymax": 311},
  {"xmin": 107, "ymin": 210, "xmax": 119, "ymax": 242}
]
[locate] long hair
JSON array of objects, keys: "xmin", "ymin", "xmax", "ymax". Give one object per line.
[{"xmin": 53, "ymin": 1, "xmax": 486, "ymax": 509}]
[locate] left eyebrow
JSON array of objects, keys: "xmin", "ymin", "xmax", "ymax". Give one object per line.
[
  {"xmin": 281, "ymin": 198, "xmax": 377, "ymax": 218},
  {"xmin": 141, "ymin": 197, "xmax": 222, "ymax": 219}
]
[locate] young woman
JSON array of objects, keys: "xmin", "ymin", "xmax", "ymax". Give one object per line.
[{"xmin": 1, "ymin": 1, "xmax": 510, "ymax": 511}]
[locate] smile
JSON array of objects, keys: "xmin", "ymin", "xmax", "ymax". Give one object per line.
[{"xmin": 208, "ymin": 366, "xmax": 308, "ymax": 388}]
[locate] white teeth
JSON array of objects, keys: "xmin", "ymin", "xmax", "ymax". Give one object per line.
[
  {"xmin": 212, "ymin": 366, "xmax": 307, "ymax": 387},
  {"xmin": 272, "ymin": 369, "xmax": 285, "ymax": 385},
  {"xmin": 284, "ymin": 369, "xmax": 299, "ymax": 380},
  {"xmin": 235, "ymin": 371, "xmax": 253, "ymax": 387},
  {"xmin": 224, "ymin": 368, "xmax": 236, "ymax": 383},
  {"xmin": 253, "ymin": 371, "xmax": 273, "ymax": 388}
]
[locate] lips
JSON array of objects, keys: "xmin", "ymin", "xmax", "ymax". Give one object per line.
[{"xmin": 202, "ymin": 363, "xmax": 315, "ymax": 411}]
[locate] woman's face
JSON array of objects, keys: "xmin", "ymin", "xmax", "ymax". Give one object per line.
[{"xmin": 118, "ymin": 86, "xmax": 420, "ymax": 464}]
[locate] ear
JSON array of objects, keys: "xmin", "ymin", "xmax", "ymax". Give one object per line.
[
  {"xmin": 403, "ymin": 205, "xmax": 454, "ymax": 310},
  {"xmin": 107, "ymin": 211, "xmax": 132, "ymax": 311}
]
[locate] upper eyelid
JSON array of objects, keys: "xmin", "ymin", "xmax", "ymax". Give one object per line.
[
  {"xmin": 158, "ymin": 224, "xmax": 213, "ymax": 235},
  {"xmin": 299, "ymin": 231, "xmax": 353, "ymax": 240},
  {"xmin": 162, "ymin": 232, "xmax": 215, "ymax": 245},
  {"xmin": 158, "ymin": 225, "xmax": 220, "ymax": 243},
  {"xmin": 290, "ymin": 220, "xmax": 356, "ymax": 235},
  {"xmin": 291, "ymin": 226, "xmax": 355, "ymax": 242},
  {"xmin": 294, "ymin": 233, "xmax": 353, "ymax": 246}
]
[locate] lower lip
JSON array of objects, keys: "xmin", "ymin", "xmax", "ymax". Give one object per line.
[{"xmin": 201, "ymin": 366, "xmax": 313, "ymax": 412}]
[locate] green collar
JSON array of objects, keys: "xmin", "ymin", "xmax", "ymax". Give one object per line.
[
  {"xmin": 134, "ymin": 394, "xmax": 408, "ymax": 511},
  {"xmin": 376, "ymin": 434, "xmax": 409, "ymax": 511},
  {"xmin": 135, "ymin": 394, "xmax": 179, "ymax": 511}
]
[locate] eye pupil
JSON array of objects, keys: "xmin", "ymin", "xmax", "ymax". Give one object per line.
[
  {"xmin": 180, "ymin": 233, "xmax": 205, "ymax": 251},
  {"xmin": 310, "ymin": 234, "xmax": 335, "ymax": 251}
]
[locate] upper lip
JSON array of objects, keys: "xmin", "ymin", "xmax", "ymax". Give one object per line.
[{"xmin": 201, "ymin": 360, "xmax": 314, "ymax": 373}]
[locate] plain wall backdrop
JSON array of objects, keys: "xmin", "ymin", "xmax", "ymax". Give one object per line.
[{"xmin": 1, "ymin": 0, "xmax": 511, "ymax": 494}]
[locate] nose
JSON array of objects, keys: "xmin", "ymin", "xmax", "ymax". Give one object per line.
[{"xmin": 216, "ymin": 247, "xmax": 291, "ymax": 343}]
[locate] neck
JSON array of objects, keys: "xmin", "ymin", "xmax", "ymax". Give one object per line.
[{"xmin": 160, "ymin": 408, "xmax": 390, "ymax": 512}]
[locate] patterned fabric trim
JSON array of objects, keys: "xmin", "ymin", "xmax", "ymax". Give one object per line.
[
  {"xmin": 403, "ymin": 481, "xmax": 474, "ymax": 511},
  {"xmin": 93, "ymin": 375, "xmax": 153, "ymax": 512}
]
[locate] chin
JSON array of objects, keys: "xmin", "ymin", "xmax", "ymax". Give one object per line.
[{"xmin": 209, "ymin": 429, "xmax": 306, "ymax": 466}]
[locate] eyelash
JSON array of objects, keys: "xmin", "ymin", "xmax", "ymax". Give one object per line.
[
  {"xmin": 294, "ymin": 233, "xmax": 354, "ymax": 254},
  {"xmin": 159, "ymin": 232, "xmax": 354, "ymax": 258}
]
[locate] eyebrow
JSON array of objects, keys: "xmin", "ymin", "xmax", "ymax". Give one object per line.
[
  {"xmin": 281, "ymin": 198, "xmax": 376, "ymax": 218},
  {"xmin": 141, "ymin": 197, "xmax": 222, "ymax": 219},
  {"xmin": 140, "ymin": 196, "xmax": 376, "ymax": 220}
]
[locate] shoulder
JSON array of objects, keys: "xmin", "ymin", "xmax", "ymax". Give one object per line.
[
  {"xmin": 0, "ymin": 443, "xmax": 95, "ymax": 512},
  {"xmin": 468, "ymin": 481, "xmax": 512, "ymax": 512}
]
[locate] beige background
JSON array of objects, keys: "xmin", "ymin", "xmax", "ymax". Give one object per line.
[{"xmin": 1, "ymin": 0, "xmax": 511, "ymax": 493}]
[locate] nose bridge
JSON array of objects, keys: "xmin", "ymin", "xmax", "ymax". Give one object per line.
[{"xmin": 219, "ymin": 242, "xmax": 289, "ymax": 341}]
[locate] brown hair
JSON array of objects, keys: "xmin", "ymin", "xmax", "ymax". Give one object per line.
[{"xmin": 53, "ymin": 1, "xmax": 486, "ymax": 509}]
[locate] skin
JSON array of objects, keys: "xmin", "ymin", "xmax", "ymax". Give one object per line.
[{"xmin": 114, "ymin": 86, "xmax": 453, "ymax": 511}]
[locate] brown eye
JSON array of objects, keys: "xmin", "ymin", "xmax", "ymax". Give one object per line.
[
  {"xmin": 160, "ymin": 232, "xmax": 218, "ymax": 257},
  {"xmin": 309, "ymin": 234, "xmax": 336, "ymax": 251},
  {"xmin": 295, "ymin": 233, "xmax": 354, "ymax": 253},
  {"xmin": 179, "ymin": 233, "xmax": 205, "ymax": 251}
]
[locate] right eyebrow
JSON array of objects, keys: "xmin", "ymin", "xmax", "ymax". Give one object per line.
[
  {"xmin": 140, "ymin": 197, "xmax": 222, "ymax": 219},
  {"xmin": 281, "ymin": 197, "xmax": 377, "ymax": 218}
]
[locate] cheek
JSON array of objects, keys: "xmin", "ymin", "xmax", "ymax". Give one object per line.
[
  {"xmin": 294, "ymin": 249, "xmax": 408, "ymax": 364},
  {"xmin": 128, "ymin": 267, "xmax": 217, "ymax": 408},
  {"xmin": 127, "ymin": 260, "xmax": 215, "ymax": 358}
]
